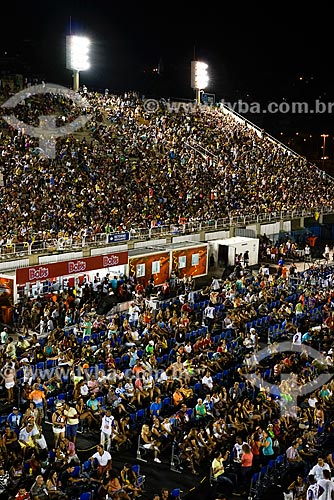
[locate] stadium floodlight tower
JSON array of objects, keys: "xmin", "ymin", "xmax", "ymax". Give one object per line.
[
  {"xmin": 191, "ymin": 61, "xmax": 209, "ymax": 104},
  {"xmin": 66, "ymin": 35, "xmax": 90, "ymax": 92}
]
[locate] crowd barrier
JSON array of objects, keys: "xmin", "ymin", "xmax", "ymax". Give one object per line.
[{"xmin": 1, "ymin": 205, "xmax": 334, "ymax": 261}]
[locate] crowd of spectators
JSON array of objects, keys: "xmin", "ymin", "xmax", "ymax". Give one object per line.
[
  {"xmin": 1, "ymin": 90, "xmax": 334, "ymax": 248},
  {"xmin": 0, "ymin": 255, "xmax": 334, "ymax": 498},
  {"xmin": 2, "ymin": 87, "xmax": 334, "ymax": 499}
]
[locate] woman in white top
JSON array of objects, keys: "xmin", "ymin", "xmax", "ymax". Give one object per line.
[
  {"xmin": 140, "ymin": 424, "xmax": 161, "ymax": 462},
  {"xmin": 2, "ymin": 360, "xmax": 16, "ymax": 403},
  {"xmin": 52, "ymin": 403, "xmax": 66, "ymax": 448}
]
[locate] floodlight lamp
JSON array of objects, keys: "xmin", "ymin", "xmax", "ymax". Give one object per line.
[
  {"xmin": 66, "ymin": 35, "xmax": 91, "ymax": 72},
  {"xmin": 191, "ymin": 60, "xmax": 209, "ymax": 90}
]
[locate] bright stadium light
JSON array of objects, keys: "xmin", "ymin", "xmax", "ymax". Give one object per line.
[
  {"xmin": 191, "ymin": 61, "xmax": 209, "ymax": 104},
  {"xmin": 66, "ymin": 35, "xmax": 91, "ymax": 92}
]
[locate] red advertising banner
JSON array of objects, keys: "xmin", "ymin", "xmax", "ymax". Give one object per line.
[
  {"xmin": 129, "ymin": 252, "xmax": 170, "ymax": 287},
  {"xmin": 16, "ymin": 251, "xmax": 128, "ymax": 285},
  {"xmin": 171, "ymin": 245, "xmax": 208, "ymax": 278},
  {"xmin": 0, "ymin": 276, "xmax": 14, "ymax": 325}
]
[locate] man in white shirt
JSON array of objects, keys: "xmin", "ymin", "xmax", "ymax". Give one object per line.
[
  {"xmin": 90, "ymin": 444, "xmax": 112, "ymax": 477},
  {"xmin": 250, "ymin": 328, "xmax": 258, "ymax": 345},
  {"xmin": 202, "ymin": 370, "xmax": 213, "ymax": 392},
  {"xmin": 129, "ymin": 303, "xmax": 140, "ymax": 327},
  {"xmin": 307, "ymin": 474, "xmax": 324, "ymax": 500},
  {"xmin": 309, "ymin": 457, "xmax": 331, "ymax": 482},
  {"xmin": 19, "ymin": 422, "xmax": 38, "ymax": 448},
  {"xmin": 100, "ymin": 408, "xmax": 114, "ymax": 452},
  {"xmin": 292, "ymin": 331, "xmax": 302, "ymax": 346},
  {"xmin": 325, "ymin": 245, "xmax": 330, "ymax": 261},
  {"xmin": 211, "ymin": 277, "xmax": 220, "ymax": 292},
  {"xmin": 203, "ymin": 303, "xmax": 215, "ymax": 332},
  {"xmin": 233, "ymin": 436, "xmax": 248, "ymax": 462},
  {"xmin": 243, "ymin": 332, "xmax": 254, "ymax": 352},
  {"xmin": 318, "ymin": 469, "xmax": 334, "ymax": 500},
  {"xmin": 308, "ymin": 394, "xmax": 318, "ymax": 408},
  {"xmin": 261, "ymin": 265, "xmax": 270, "ymax": 277}
]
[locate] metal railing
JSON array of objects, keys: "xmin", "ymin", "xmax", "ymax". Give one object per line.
[{"xmin": 1, "ymin": 205, "xmax": 333, "ymax": 262}]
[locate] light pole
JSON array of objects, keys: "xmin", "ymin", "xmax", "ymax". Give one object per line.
[
  {"xmin": 66, "ymin": 35, "xmax": 90, "ymax": 92},
  {"xmin": 321, "ymin": 133, "xmax": 329, "ymax": 170},
  {"xmin": 191, "ymin": 61, "xmax": 209, "ymax": 104}
]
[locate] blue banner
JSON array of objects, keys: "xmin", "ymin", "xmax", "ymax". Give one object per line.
[{"xmin": 107, "ymin": 232, "xmax": 130, "ymax": 243}]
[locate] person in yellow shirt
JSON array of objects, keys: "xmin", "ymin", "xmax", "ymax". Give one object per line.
[{"xmin": 211, "ymin": 450, "xmax": 235, "ymax": 494}]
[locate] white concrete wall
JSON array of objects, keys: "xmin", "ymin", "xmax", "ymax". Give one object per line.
[
  {"xmin": 260, "ymin": 222, "xmax": 280, "ymax": 237},
  {"xmin": 172, "ymin": 234, "xmax": 201, "ymax": 243},
  {"xmin": 204, "ymin": 230, "xmax": 230, "ymax": 240},
  {"xmin": 134, "ymin": 239, "xmax": 167, "ymax": 248},
  {"xmin": 39, "ymin": 252, "xmax": 83, "ymax": 263},
  {"xmin": 90, "ymin": 244, "xmax": 128, "ymax": 255}
]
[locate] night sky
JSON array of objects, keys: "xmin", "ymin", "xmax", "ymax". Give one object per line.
[{"xmin": 1, "ymin": 2, "xmax": 334, "ymax": 167}]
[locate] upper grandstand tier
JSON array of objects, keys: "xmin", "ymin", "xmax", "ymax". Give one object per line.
[{"xmin": 0, "ymin": 90, "xmax": 334, "ymax": 242}]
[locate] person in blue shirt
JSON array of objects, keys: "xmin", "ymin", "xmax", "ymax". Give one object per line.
[
  {"xmin": 86, "ymin": 394, "xmax": 101, "ymax": 424},
  {"xmin": 203, "ymin": 394, "xmax": 214, "ymax": 417},
  {"xmin": 110, "ymin": 276, "xmax": 118, "ymax": 291},
  {"xmin": 150, "ymin": 396, "xmax": 162, "ymax": 417},
  {"xmin": 7, "ymin": 407, "xmax": 22, "ymax": 435},
  {"xmin": 302, "ymin": 331, "xmax": 312, "ymax": 343},
  {"xmin": 261, "ymin": 429, "xmax": 274, "ymax": 464},
  {"xmin": 129, "ymin": 347, "xmax": 138, "ymax": 368}
]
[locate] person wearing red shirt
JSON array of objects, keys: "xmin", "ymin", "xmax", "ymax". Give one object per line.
[
  {"xmin": 135, "ymin": 282, "xmax": 144, "ymax": 294},
  {"xmin": 132, "ymin": 360, "xmax": 144, "ymax": 376},
  {"xmin": 193, "ymin": 338, "xmax": 205, "ymax": 352},
  {"xmin": 142, "ymin": 310, "xmax": 152, "ymax": 325},
  {"xmin": 325, "ymin": 312, "xmax": 334, "ymax": 331},
  {"xmin": 202, "ymin": 333, "xmax": 212, "ymax": 348},
  {"xmin": 15, "ymin": 487, "xmax": 31, "ymax": 500},
  {"xmin": 181, "ymin": 301, "xmax": 192, "ymax": 315},
  {"xmin": 282, "ymin": 356, "xmax": 293, "ymax": 368}
]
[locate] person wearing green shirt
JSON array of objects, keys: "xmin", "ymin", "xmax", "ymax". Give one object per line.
[
  {"xmin": 83, "ymin": 317, "xmax": 92, "ymax": 338},
  {"xmin": 145, "ymin": 340, "xmax": 154, "ymax": 356},
  {"xmin": 295, "ymin": 302, "xmax": 303, "ymax": 316},
  {"xmin": 195, "ymin": 399, "xmax": 207, "ymax": 420}
]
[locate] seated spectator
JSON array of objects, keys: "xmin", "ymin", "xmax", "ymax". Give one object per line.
[
  {"xmin": 89, "ymin": 444, "xmax": 112, "ymax": 478},
  {"xmin": 172, "ymin": 388, "xmax": 184, "ymax": 407},
  {"xmin": 46, "ymin": 469, "xmax": 68, "ymax": 499},
  {"xmin": 287, "ymin": 474, "xmax": 307, "ymax": 500},
  {"xmin": 18, "ymin": 422, "xmax": 38, "ymax": 458},
  {"xmin": 14, "ymin": 485, "xmax": 30, "ymax": 500},
  {"xmin": 107, "ymin": 468, "xmax": 131, "ymax": 499},
  {"xmin": 140, "ymin": 425, "xmax": 161, "ymax": 463},
  {"xmin": 0, "ymin": 466, "xmax": 9, "ymax": 498},
  {"xmin": 2, "ymin": 425, "xmax": 21, "ymax": 459},
  {"xmin": 201, "ymin": 370, "xmax": 213, "ymax": 392},
  {"xmin": 75, "ymin": 397, "xmax": 99, "ymax": 431},
  {"xmin": 30, "ymin": 475, "xmax": 48, "ymax": 500},
  {"xmin": 120, "ymin": 463, "xmax": 142, "ymax": 498},
  {"xmin": 60, "ymin": 463, "xmax": 87, "ymax": 498},
  {"xmin": 86, "ymin": 394, "xmax": 102, "ymax": 420},
  {"xmin": 60, "ymin": 437, "xmax": 80, "ymax": 465},
  {"xmin": 211, "ymin": 449, "xmax": 235, "ymax": 494},
  {"xmin": 150, "ymin": 396, "xmax": 162, "ymax": 417},
  {"xmin": 195, "ymin": 399, "xmax": 208, "ymax": 422}
]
